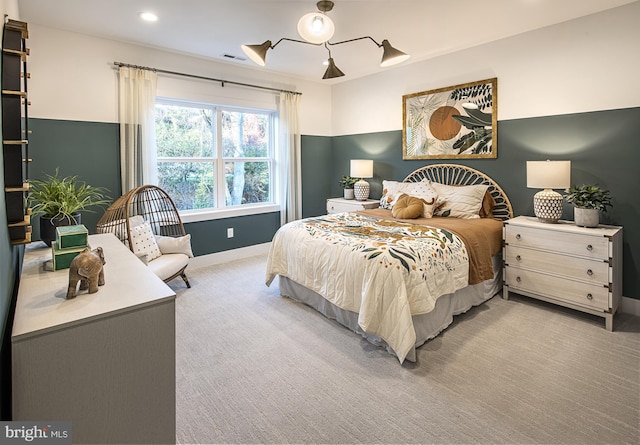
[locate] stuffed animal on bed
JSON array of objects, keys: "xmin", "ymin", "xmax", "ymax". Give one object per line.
[{"xmin": 392, "ymin": 194, "xmax": 436, "ymax": 219}]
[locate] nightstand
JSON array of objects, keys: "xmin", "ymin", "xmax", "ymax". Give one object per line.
[
  {"xmin": 326, "ymin": 197, "xmax": 379, "ymax": 214},
  {"xmin": 503, "ymin": 216, "xmax": 622, "ymax": 331}
]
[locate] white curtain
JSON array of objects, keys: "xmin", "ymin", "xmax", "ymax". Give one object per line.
[
  {"xmin": 277, "ymin": 92, "xmax": 302, "ymax": 226},
  {"xmin": 118, "ymin": 67, "xmax": 158, "ymax": 192}
]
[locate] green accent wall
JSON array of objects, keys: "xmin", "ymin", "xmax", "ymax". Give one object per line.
[{"xmin": 301, "ymin": 135, "xmax": 333, "ymax": 218}]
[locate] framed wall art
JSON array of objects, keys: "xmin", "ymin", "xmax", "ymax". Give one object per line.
[{"xmin": 402, "ymin": 78, "xmax": 497, "ymax": 159}]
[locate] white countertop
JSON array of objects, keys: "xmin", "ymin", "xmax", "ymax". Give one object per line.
[{"xmin": 13, "ymin": 233, "xmax": 176, "ymax": 341}]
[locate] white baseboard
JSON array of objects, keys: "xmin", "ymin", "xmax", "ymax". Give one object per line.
[
  {"xmin": 188, "ymin": 242, "xmax": 271, "ymax": 270},
  {"xmin": 620, "ymin": 296, "xmax": 640, "ymax": 316}
]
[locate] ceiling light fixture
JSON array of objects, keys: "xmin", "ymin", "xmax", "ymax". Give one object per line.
[
  {"xmin": 138, "ymin": 11, "xmax": 158, "ymax": 22},
  {"xmin": 241, "ymin": 0, "xmax": 410, "ymax": 79}
]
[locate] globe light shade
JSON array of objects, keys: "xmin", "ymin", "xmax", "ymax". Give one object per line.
[
  {"xmin": 297, "ymin": 12, "xmax": 335, "ymax": 44},
  {"xmin": 526, "ymin": 160, "xmax": 571, "ymax": 223}
]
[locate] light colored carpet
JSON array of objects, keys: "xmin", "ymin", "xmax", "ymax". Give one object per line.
[{"xmin": 172, "ymin": 254, "xmax": 640, "ymax": 445}]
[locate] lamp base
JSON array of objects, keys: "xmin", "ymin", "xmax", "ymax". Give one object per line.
[
  {"xmin": 533, "ymin": 189, "xmax": 563, "ymax": 223},
  {"xmin": 354, "ymin": 179, "xmax": 370, "ymax": 201}
]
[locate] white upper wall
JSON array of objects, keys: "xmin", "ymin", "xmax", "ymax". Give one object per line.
[
  {"xmin": 24, "ymin": 24, "xmax": 332, "ymax": 136},
  {"xmin": 331, "ymin": 2, "xmax": 640, "ymax": 136},
  {"xmin": 12, "ymin": 1, "xmax": 640, "ymax": 137}
]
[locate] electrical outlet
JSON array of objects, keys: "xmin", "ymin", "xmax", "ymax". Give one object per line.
[{"xmin": 227, "ymin": 228, "xmax": 234, "ymax": 238}]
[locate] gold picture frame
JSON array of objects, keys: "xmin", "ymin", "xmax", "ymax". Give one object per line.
[{"xmin": 402, "ymin": 78, "xmax": 497, "ymax": 159}]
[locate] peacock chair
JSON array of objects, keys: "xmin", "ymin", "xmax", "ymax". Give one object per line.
[{"xmin": 96, "ymin": 185, "xmax": 191, "ymax": 288}]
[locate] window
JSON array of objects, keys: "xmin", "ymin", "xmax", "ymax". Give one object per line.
[{"xmin": 155, "ymin": 99, "xmax": 275, "ymax": 215}]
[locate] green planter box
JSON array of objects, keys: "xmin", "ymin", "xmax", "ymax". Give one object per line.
[
  {"xmin": 55, "ymin": 224, "xmax": 88, "ymax": 249},
  {"xmin": 52, "ymin": 241, "xmax": 86, "ymax": 271}
]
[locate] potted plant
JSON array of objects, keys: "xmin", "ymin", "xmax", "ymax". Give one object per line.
[
  {"xmin": 29, "ymin": 169, "xmax": 111, "ymax": 246},
  {"xmin": 339, "ymin": 176, "xmax": 357, "ymax": 200},
  {"xmin": 564, "ymin": 184, "xmax": 612, "ymax": 227}
]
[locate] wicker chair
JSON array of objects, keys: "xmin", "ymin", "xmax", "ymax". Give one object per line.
[{"xmin": 96, "ymin": 185, "xmax": 191, "ymax": 288}]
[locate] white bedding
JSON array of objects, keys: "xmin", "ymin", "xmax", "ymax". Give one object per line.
[{"xmin": 265, "ymin": 212, "xmax": 471, "ymax": 363}]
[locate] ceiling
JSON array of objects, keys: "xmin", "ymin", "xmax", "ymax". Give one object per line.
[{"xmin": 17, "ymin": 0, "xmax": 638, "ymax": 83}]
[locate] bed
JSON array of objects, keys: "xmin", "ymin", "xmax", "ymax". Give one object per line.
[{"xmin": 266, "ymin": 164, "xmax": 513, "ymax": 363}]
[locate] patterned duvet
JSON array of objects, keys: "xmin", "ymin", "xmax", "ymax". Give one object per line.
[{"xmin": 266, "ymin": 212, "xmax": 480, "ymax": 363}]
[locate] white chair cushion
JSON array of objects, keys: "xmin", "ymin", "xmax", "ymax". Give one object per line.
[
  {"xmin": 155, "ymin": 234, "xmax": 194, "ymax": 258},
  {"xmin": 147, "ymin": 253, "xmax": 189, "ymax": 281}
]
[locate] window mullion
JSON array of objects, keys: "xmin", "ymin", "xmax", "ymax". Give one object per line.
[{"xmin": 215, "ymin": 107, "xmax": 226, "ymax": 208}]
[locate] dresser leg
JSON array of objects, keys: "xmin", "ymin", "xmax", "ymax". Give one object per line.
[
  {"xmin": 502, "ymin": 285, "xmax": 510, "ymax": 300},
  {"xmin": 605, "ymin": 313, "xmax": 614, "ymax": 332}
]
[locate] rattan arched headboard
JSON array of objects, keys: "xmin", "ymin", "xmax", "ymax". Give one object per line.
[{"xmin": 403, "ymin": 164, "xmax": 513, "ymax": 221}]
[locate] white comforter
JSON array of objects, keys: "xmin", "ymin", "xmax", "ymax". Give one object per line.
[{"xmin": 266, "ymin": 212, "xmax": 469, "ymax": 363}]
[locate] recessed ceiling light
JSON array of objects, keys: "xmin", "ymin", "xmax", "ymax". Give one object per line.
[{"xmin": 138, "ymin": 11, "xmax": 158, "ymax": 22}]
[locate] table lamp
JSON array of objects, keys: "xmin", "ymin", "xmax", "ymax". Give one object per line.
[
  {"xmin": 526, "ymin": 160, "xmax": 571, "ymax": 223},
  {"xmin": 350, "ymin": 159, "xmax": 373, "ymax": 201}
]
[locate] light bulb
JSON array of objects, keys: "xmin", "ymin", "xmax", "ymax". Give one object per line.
[{"xmin": 311, "ymin": 15, "xmax": 324, "ymax": 32}]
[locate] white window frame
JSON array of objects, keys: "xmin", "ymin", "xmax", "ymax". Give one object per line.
[{"xmin": 156, "ymin": 98, "xmax": 279, "ymax": 223}]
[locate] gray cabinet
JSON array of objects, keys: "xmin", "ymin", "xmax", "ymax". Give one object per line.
[{"xmin": 12, "ymin": 233, "xmax": 176, "ymax": 444}]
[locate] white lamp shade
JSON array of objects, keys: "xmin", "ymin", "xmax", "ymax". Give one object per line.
[
  {"xmin": 350, "ymin": 159, "xmax": 373, "ymax": 178},
  {"xmin": 297, "ymin": 12, "xmax": 335, "ymax": 44},
  {"xmin": 526, "ymin": 160, "xmax": 571, "ymax": 189}
]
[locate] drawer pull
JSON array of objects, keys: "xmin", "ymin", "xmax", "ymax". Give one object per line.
[
  {"xmin": 586, "ymin": 293, "xmax": 593, "ymax": 300},
  {"xmin": 516, "ymin": 276, "xmax": 522, "ymax": 283},
  {"xmin": 515, "ymin": 234, "xmax": 522, "ymax": 240},
  {"xmin": 586, "ymin": 244, "xmax": 593, "ymax": 251},
  {"xmin": 515, "ymin": 255, "xmax": 521, "ymax": 261},
  {"xmin": 587, "ymin": 269, "xmax": 593, "ymax": 276}
]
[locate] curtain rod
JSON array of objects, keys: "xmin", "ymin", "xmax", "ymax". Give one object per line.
[{"xmin": 113, "ymin": 61, "xmax": 302, "ymax": 96}]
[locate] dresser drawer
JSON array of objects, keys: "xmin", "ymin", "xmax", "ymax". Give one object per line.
[
  {"xmin": 504, "ymin": 267, "xmax": 609, "ymax": 311},
  {"xmin": 505, "ymin": 246, "xmax": 610, "ymax": 285},
  {"xmin": 326, "ymin": 199, "xmax": 378, "ymax": 214},
  {"xmin": 505, "ymin": 224, "xmax": 609, "ymax": 260}
]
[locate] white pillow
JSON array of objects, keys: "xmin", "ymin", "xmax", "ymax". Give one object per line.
[
  {"xmin": 155, "ymin": 234, "xmax": 194, "ymax": 258},
  {"xmin": 129, "ymin": 221, "xmax": 162, "ymax": 261},
  {"xmin": 431, "ymin": 182, "xmax": 489, "ymax": 219}
]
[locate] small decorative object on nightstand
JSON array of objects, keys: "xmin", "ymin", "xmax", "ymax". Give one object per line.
[
  {"xmin": 526, "ymin": 160, "xmax": 571, "ymax": 223},
  {"xmin": 503, "ymin": 215, "xmax": 622, "ymax": 331},
  {"xmin": 564, "ymin": 184, "xmax": 612, "ymax": 228},
  {"xmin": 327, "ymin": 197, "xmax": 379, "ymax": 214},
  {"xmin": 350, "ymin": 159, "xmax": 373, "ymax": 201}
]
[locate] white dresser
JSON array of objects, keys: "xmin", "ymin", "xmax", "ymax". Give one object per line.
[
  {"xmin": 12, "ymin": 233, "xmax": 176, "ymax": 444},
  {"xmin": 326, "ymin": 197, "xmax": 379, "ymax": 214},
  {"xmin": 503, "ymin": 216, "xmax": 622, "ymax": 331}
]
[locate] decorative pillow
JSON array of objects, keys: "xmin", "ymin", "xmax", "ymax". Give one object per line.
[
  {"xmin": 380, "ymin": 180, "xmax": 404, "ymax": 209},
  {"xmin": 431, "ymin": 182, "xmax": 489, "ymax": 219},
  {"xmin": 155, "ymin": 234, "xmax": 194, "ymax": 258},
  {"xmin": 478, "ymin": 190, "xmax": 497, "ymax": 218},
  {"xmin": 380, "ymin": 180, "xmax": 440, "ymax": 210},
  {"xmin": 392, "ymin": 194, "xmax": 425, "ymax": 219},
  {"xmin": 129, "ymin": 221, "xmax": 162, "ymax": 262}
]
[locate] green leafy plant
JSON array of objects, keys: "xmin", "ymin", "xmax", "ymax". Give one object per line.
[
  {"xmin": 29, "ymin": 169, "xmax": 111, "ymax": 222},
  {"xmin": 339, "ymin": 176, "xmax": 358, "ymax": 189},
  {"xmin": 564, "ymin": 184, "xmax": 612, "ymax": 213}
]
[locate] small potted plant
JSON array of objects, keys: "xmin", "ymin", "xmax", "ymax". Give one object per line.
[
  {"xmin": 564, "ymin": 184, "xmax": 612, "ymax": 227},
  {"xmin": 339, "ymin": 176, "xmax": 357, "ymax": 200},
  {"xmin": 29, "ymin": 169, "xmax": 111, "ymax": 246}
]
